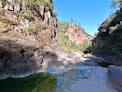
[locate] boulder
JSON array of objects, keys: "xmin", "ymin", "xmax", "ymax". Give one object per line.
[{"xmin": 108, "ymin": 65, "xmax": 122, "ymax": 92}]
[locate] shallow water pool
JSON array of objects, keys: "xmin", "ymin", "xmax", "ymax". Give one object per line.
[{"xmin": 0, "ymin": 73, "xmax": 57, "ymax": 92}]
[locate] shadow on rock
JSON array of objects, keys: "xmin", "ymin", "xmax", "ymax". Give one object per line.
[{"xmin": 0, "ymin": 39, "xmax": 46, "ymax": 79}]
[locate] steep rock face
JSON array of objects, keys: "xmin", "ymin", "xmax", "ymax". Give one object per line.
[
  {"xmin": 92, "ymin": 9, "xmax": 122, "ymax": 65},
  {"xmin": 0, "ymin": 0, "xmax": 58, "ymax": 78},
  {"xmin": 68, "ymin": 23, "xmax": 93, "ymax": 44}
]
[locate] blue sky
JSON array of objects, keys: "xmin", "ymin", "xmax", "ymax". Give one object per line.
[{"xmin": 53, "ymin": 0, "xmax": 113, "ymax": 36}]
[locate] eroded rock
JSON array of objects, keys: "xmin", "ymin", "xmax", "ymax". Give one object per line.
[{"xmin": 108, "ymin": 65, "xmax": 122, "ymax": 92}]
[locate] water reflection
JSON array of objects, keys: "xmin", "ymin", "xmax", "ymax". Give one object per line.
[
  {"xmin": 0, "ymin": 73, "xmax": 57, "ymax": 92},
  {"xmin": 0, "ymin": 68, "xmax": 92, "ymax": 92}
]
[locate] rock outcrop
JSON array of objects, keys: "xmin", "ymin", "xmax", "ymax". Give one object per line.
[
  {"xmin": 68, "ymin": 23, "xmax": 93, "ymax": 44},
  {"xmin": 108, "ymin": 65, "xmax": 122, "ymax": 92},
  {"xmin": 0, "ymin": 0, "xmax": 58, "ymax": 78},
  {"xmin": 92, "ymin": 8, "xmax": 122, "ymax": 65}
]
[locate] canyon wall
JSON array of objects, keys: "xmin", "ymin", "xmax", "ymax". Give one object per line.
[
  {"xmin": 0, "ymin": 0, "xmax": 58, "ymax": 78},
  {"xmin": 92, "ymin": 8, "xmax": 122, "ymax": 65}
]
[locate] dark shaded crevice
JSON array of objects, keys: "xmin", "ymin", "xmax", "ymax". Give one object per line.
[
  {"xmin": 20, "ymin": 47, "xmax": 25, "ymax": 57},
  {"xmin": 33, "ymin": 8, "xmax": 44, "ymax": 20}
]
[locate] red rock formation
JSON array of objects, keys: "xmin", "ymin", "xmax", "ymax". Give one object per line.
[{"xmin": 68, "ymin": 23, "xmax": 92, "ymax": 44}]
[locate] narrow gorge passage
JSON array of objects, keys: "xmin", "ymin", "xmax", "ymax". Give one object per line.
[{"xmin": 0, "ymin": 0, "xmax": 122, "ymax": 92}]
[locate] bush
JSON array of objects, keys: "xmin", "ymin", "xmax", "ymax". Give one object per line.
[
  {"xmin": 23, "ymin": 10, "xmax": 33, "ymax": 19},
  {"xmin": 20, "ymin": 0, "xmax": 53, "ymax": 11},
  {"xmin": 35, "ymin": 19, "xmax": 42, "ymax": 25},
  {"xmin": 58, "ymin": 21, "xmax": 69, "ymax": 33},
  {"xmin": 27, "ymin": 25, "xmax": 36, "ymax": 35}
]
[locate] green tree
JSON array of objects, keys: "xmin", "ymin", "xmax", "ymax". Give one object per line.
[
  {"xmin": 58, "ymin": 21, "xmax": 69, "ymax": 33},
  {"xmin": 110, "ymin": 0, "xmax": 118, "ymax": 11},
  {"xmin": 75, "ymin": 19, "xmax": 77, "ymax": 25},
  {"xmin": 78, "ymin": 23, "xmax": 81, "ymax": 28},
  {"xmin": 70, "ymin": 18, "xmax": 73, "ymax": 24},
  {"xmin": 118, "ymin": 0, "xmax": 122, "ymax": 8}
]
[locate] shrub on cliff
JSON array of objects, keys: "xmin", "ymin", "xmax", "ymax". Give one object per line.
[
  {"xmin": 27, "ymin": 25, "xmax": 36, "ymax": 35},
  {"xmin": 35, "ymin": 19, "xmax": 42, "ymax": 25},
  {"xmin": 23, "ymin": 10, "xmax": 33, "ymax": 19},
  {"xmin": 20, "ymin": 0, "xmax": 53, "ymax": 11}
]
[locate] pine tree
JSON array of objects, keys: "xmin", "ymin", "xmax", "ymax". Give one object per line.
[
  {"xmin": 110, "ymin": 0, "xmax": 118, "ymax": 11},
  {"xmin": 70, "ymin": 18, "xmax": 73, "ymax": 24}
]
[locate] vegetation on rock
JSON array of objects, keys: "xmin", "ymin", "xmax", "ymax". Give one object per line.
[
  {"xmin": 61, "ymin": 35, "xmax": 92, "ymax": 53},
  {"xmin": 92, "ymin": 0, "xmax": 122, "ymax": 65},
  {"xmin": 58, "ymin": 19, "xmax": 92, "ymax": 53}
]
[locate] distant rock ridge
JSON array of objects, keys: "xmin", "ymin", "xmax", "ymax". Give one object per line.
[{"xmin": 68, "ymin": 23, "xmax": 93, "ymax": 44}]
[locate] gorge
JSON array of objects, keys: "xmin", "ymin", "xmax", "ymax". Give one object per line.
[{"xmin": 0, "ymin": 0, "xmax": 122, "ymax": 92}]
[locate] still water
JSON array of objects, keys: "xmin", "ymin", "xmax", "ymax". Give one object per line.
[
  {"xmin": 0, "ymin": 67, "xmax": 92, "ymax": 92},
  {"xmin": 0, "ymin": 73, "xmax": 57, "ymax": 92}
]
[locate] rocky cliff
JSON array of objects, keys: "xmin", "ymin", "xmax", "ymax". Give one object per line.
[
  {"xmin": 0, "ymin": 0, "xmax": 58, "ymax": 78},
  {"xmin": 58, "ymin": 21, "xmax": 93, "ymax": 53},
  {"xmin": 92, "ymin": 8, "xmax": 122, "ymax": 65},
  {"xmin": 68, "ymin": 23, "xmax": 93, "ymax": 44}
]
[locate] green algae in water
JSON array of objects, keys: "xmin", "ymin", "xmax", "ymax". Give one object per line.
[
  {"xmin": 0, "ymin": 73, "xmax": 57, "ymax": 92},
  {"xmin": 97, "ymin": 62, "xmax": 113, "ymax": 67}
]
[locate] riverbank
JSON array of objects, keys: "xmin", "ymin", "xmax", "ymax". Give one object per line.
[{"xmin": 0, "ymin": 49, "xmax": 120, "ymax": 92}]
